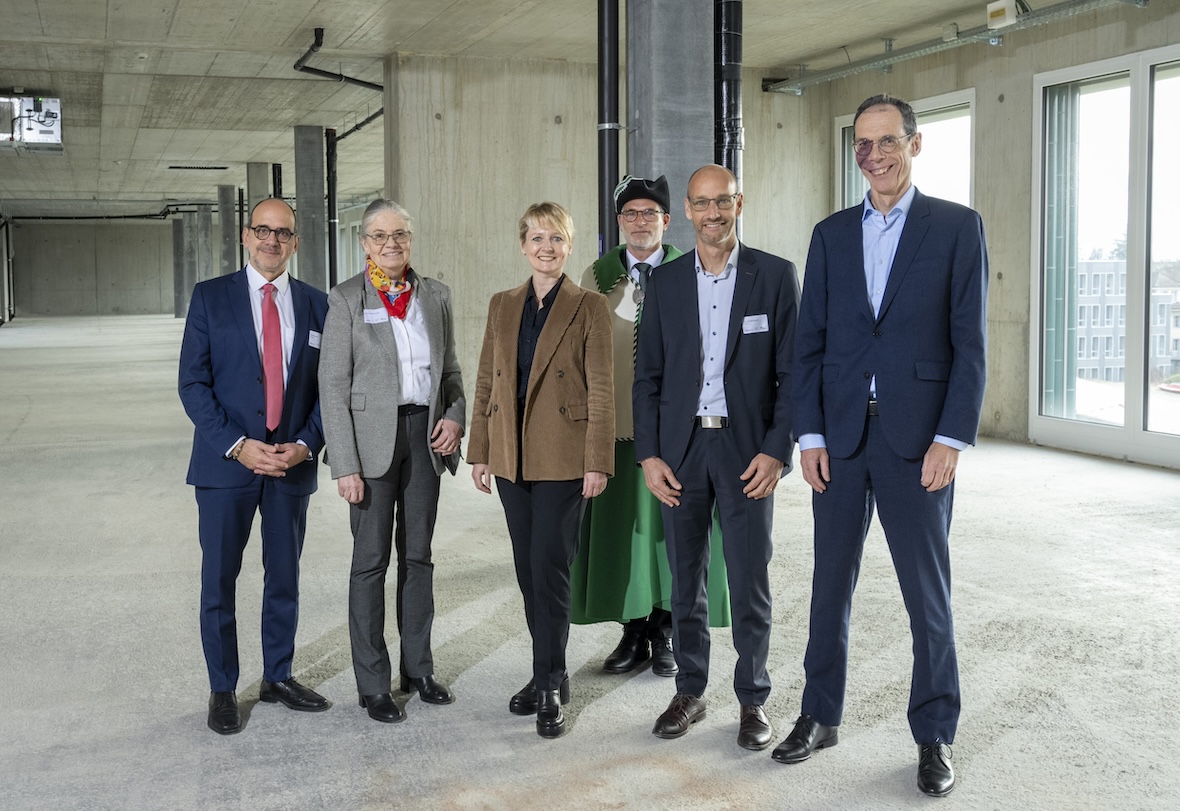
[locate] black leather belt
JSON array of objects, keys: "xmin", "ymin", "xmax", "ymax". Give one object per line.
[
  {"xmin": 398, "ymin": 404, "xmax": 429, "ymax": 417},
  {"xmin": 867, "ymin": 399, "xmax": 879, "ymax": 416},
  {"xmin": 693, "ymin": 415, "xmax": 729, "ymax": 428}
]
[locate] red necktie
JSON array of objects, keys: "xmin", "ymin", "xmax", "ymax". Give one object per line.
[{"xmin": 261, "ymin": 283, "xmax": 284, "ymax": 432}]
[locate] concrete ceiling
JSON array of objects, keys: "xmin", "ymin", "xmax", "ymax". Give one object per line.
[{"xmin": 0, "ymin": 0, "xmax": 989, "ymax": 218}]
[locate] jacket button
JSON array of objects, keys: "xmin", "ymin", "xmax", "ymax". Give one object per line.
[
  {"xmin": 558, "ymin": 370, "xmax": 565, "ymax": 377},
  {"xmin": 493, "ymin": 404, "xmax": 498, "ymax": 412},
  {"xmin": 496, "ymin": 370, "xmax": 501, "ymax": 376},
  {"xmin": 873, "ymin": 331, "xmax": 882, "ymax": 338},
  {"xmin": 257, "ymin": 409, "xmax": 264, "ymax": 416},
  {"xmin": 257, "ymin": 376, "xmax": 263, "ymax": 384},
  {"xmin": 559, "ymin": 406, "xmax": 566, "ymax": 414},
  {"xmin": 863, "ymin": 372, "xmax": 871, "ymax": 379}
]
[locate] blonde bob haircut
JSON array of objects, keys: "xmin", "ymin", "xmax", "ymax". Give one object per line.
[{"xmin": 518, "ymin": 201, "xmax": 575, "ymax": 245}]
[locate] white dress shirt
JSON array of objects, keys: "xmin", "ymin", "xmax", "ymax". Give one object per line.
[{"xmin": 694, "ymin": 244, "xmax": 740, "ymax": 418}]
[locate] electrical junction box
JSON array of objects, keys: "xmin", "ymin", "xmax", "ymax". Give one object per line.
[
  {"xmin": 987, "ymin": 0, "xmax": 1018, "ymax": 30},
  {"xmin": 1, "ymin": 96, "xmax": 63, "ymax": 155}
]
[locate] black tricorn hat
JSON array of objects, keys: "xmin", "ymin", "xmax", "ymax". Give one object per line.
[{"xmin": 613, "ymin": 174, "xmax": 671, "ymax": 214}]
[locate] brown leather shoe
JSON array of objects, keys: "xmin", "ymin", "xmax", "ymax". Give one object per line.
[
  {"xmin": 652, "ymin": 693, "xmax": 706, "ymax": 739},
  {"xmin": 737, "ymin": 704, "xmax": 773, "ymax": 750},
  {"xmin": 917, "ymin": 743, "xmax": 955, "ymax": 796},
  {"xmin": 770, "ymin": 714, "xmax": 838, "ymax": 763}
]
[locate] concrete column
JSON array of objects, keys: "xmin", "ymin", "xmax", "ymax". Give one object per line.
[
  {"xmin": 246, "ymin": 162, "xmax": 269, "ymax": 214},
  {"xmin": 294, "ymin": 125, "xmax": 327, "ymax": 291},
  {"xmin": 195, "ymin": 204, "xmax": 214, "ymax": 283},
  {"xmin": 182, "ymin": 212, "xmax": 199, "ymax": 311},
  {"xmin": 383, "ymin": 54, "xmax": 400, "ymax": 200},
  {"xmin": 217, "ymin": 185, "xmax": 239, "ymax": 275},
  {"xmin": 627, "ymin": 0, "xmax": 715, "ymax": 252},
  {"xmin": 173, "ymin": 217, "xmax": 188, "ymax": 317}
]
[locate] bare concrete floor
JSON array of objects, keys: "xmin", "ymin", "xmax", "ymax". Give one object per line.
[{"xmin": 2, "ymin": 315, "xmax": 1178, "ymax": 810}]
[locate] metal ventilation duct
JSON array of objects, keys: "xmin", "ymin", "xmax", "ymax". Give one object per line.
[{"xmin": 764, "ymin": 0, "xmax": 1149, "ymax": 95}]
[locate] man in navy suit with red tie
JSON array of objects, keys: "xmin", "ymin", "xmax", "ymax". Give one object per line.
[
  {"xmin": 179, "ymin": 198, "xmax": 331, "ymax": 734},
  {"xmin": 774, "ymin": 96, "xmax": 988, "ymax": 797}
]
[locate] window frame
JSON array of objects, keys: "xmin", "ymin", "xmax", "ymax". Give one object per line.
[{"xmin": 1029, "ymin": 43, "xmax": 1180, "ymax": 469}]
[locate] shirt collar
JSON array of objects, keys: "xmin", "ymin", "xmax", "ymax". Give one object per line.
[
  {"xmin": 694, "ymin": 243, "xmax": 740, "ymax": 280},
  {"xmin": 627, "ymin": 247, "xmax": 665, "ymax": 269},
  {"xmin": 246, "ymin": 264, "xmax": 290, "ymax": 294},
  {"xmin": 526, "ymin": 273, "xmax": 564, "ymax": 305},
  {"xmin": 861, "ymin": 184, "xmax": 917, "ymax": 224}
]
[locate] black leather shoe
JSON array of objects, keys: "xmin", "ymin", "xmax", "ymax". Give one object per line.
[
  {"xmin": 917, "ymin": 743, "xmax": 955, "ymax": 797},
  {"xmin": 536, "ymin": 689, "xmax": 567, "ymax": 738},
  {"xmin": 207, "ymin": 691, "xmax": 242, "ymax": 735},
  {"xmin": 649, "ymin": 635, "xmax": 678, "ymax": 677},
  {"xmin": 737, "ymin": 704, "xmax": 774, "ymax": 750},
  {"xmin": 399, "ymin": 674, "xmax": 455, "ymax": 705},
  {"xmin": 652, "ymin": 693, "xmax": 706, "ymax": 739},
  {"xmin": 771, "ymin": 714, "xmax": 838, "ymax": 763},
  {"xmin": 603, "ymin": 628, "xmax": 651, "ymax": 673},
  {"xmin": 259, "ymin": 678, "xmax": 330, "ymax": 712},
  {"xmin": 359, "ymin": 693, "xmax": 406, "ymax": 723},
  {"xmin": 509, "ymin": 676, "xmax": 569, "ymax": 715}
]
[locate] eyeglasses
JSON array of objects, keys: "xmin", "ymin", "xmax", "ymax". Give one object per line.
[
  {"xmin": 619, "ymin": 208, "xmax": 663, "ymax": 222},
  {"xmin": 852, "ymin": 133, "xmax": 914, "ymax": 158},
  {"xmin": 363, "ymin": 230, "xmax": 412, "ymax": 245},
  {"xmin": 688, "ymin": 194, "xmax": 740, "ymax": 211},
  {"xmin": 248, "ymin": 225, "xmax": 295, "ymax": 243}
]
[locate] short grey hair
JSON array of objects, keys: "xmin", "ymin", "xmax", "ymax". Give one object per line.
[{"xmin": 360, "ymin": 198, "xmax": 415, "ymax": 237}]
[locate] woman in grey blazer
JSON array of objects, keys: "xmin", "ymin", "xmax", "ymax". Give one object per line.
[{"xmin": 319, "ymin": 199, "xmax": 466, "ymax": 723}]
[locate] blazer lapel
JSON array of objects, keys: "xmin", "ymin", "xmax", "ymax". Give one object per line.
[
  {"xmin": 877, "ymin": 191, "xmax": 930, "ymax": 322},
  {"xmin": 527, "ymin": 277, "xmax": 579, "ymax": 405},
  {"xmin": 230, "ymin": 269, "xmax": 261, "ymax": 372},
  {"xmin": 413, "ymin": 272, "xmax": 446, "ymax": 398},
  {"xmin": 362, "ymin": 275, "xmax": 401, "ymax": 368},
  {"xmin": 725, "ymin": 244, "xmax": 757, "ymax": 368},
  {"xmin": 288, "ymin": 278, "xmax": 308, "ymax": 373}
]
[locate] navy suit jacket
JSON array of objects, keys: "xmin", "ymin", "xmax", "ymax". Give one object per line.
[
  {"xmin": 179, "ymin": 269, "xmax": 329, "ymax": 495},
  {"xmin": 633, "ymin": 244, "xmax": 800, "ymax": 473},
  {"xmin": 793, "ymin": 190, "xmax": 988, "ymax": 460}
]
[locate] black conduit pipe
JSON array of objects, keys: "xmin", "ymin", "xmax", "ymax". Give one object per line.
[
  {"xmin": 295, "ymin": 28, "xmax": 385, "ymax": 93},
  {"xmin": 715, "ymin": 0, "xmax": 744, "ymax": 196},
  {"xmin": 326, "ymin": 127, "xmax": 339, "ymax": 289},
  {"xmin": 597, "ymin": 0, "xmax": 620, "ymax": 257}
]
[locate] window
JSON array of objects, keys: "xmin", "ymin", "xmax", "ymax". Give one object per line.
[
  {"xmin": 1091, "ymin": 305, "xmax": 1100, "ymax": 326},
  {"xmin": 1033, "ymin": 45, "xmax": 1180, "ymax": 468},
  {"xmin": 838, "ymin": 90, "xmax": 974, "ymax": 209},
  {"xmin": 1091, "ymin": 337, "xmax": 1100, "ymax": 358},
  {"xmin": 1077, "ymin": 337, "xmax": 1087, "ymax": 357}
]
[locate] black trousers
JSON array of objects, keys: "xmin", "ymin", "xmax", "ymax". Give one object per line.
[{"xmin": 496, "ymin": 477, "xmax": 586, "ymax": 691}]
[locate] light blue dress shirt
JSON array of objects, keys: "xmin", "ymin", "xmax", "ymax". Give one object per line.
[{"xmin": 695, "ymin": 244, "xmax": 740, "ymax": 418}]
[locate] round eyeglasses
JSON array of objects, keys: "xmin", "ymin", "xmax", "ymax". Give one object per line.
[
  {"xmin": 852, "ymin": 133, "xmax": 914, "ymax": 158},
  {"xmin": 248, "ymin": 225, "xmax": 295, "ymax": 243}
]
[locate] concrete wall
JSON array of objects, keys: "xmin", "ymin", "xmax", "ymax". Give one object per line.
[
  {"xmin": 13, "ymin": 221, "xmax": 174, "ymax": 316},
  {"xmin": 389, "ymin": 54, "xmax": 601, "ymax": 387},
  {"xmin": 789, "ymin": 0, "xmax": 1178, "ymax": 443}
]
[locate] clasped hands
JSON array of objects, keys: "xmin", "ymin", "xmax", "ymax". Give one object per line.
[{"xmin": 234, "ymin": 439, "xmax": 309, "ymax": 477}]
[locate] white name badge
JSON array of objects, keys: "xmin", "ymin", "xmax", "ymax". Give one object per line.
[
  {"xmin": 743, "ymin": 314, "xmax": 769, "ymax": 334},
  {"xmin": 363, "ymin": 308, "xmax": 388, "ymax": 324},
  {"xmin": 308, "ymin": 330, "xmax": 322, "ymax": 348}
]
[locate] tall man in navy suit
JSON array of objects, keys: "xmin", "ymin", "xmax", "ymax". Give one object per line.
[
  {"xmin": 179, "ymin": 198, "xmax": 331, "ymax": 734},
  {"xmin": 634, "ymin": 164, "xmax": 799, "ymax": 752},
  {"xmin": 773, "ymin": 96, "xmax": 988, "ymax": 797}
]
